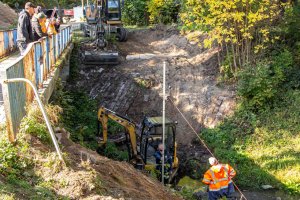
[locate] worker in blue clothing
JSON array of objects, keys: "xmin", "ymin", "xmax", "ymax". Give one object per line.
[{"xmin": 154, "ymin": 143, "xmax": 173, "ymax": 181}]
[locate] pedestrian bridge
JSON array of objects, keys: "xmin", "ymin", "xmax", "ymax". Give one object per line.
[{"xmin": 0, "ymin": 23, "xmax": 82, "ymax": 141}]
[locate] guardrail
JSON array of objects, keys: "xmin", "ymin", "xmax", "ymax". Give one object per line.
[
  {"xmin": 1, "ymin": 26, "xmax": 73, "ymax": 141},
  {"xmin": 0, "ymin": 29, "xmax": 17, "ymax": 59}
]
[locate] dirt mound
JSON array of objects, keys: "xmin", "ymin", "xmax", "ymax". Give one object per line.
[
  {"xmin": 0, "ymin": 2, "xmax": 18, "ymax": 30},
  {"xmin": 27, "ymin": 128, "xmax": 182, "ymax": 200}
]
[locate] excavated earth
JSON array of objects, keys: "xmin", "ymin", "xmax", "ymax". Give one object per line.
[{"xmin": 71, "ymin": 25, "xmax": 236, "ymax": 170}]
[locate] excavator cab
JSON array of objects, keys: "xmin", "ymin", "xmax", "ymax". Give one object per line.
[
  {"xmin": 105, "ymin": 0, "xmax": 122, "ymax": 23},
  {"xmin": 140, "ymin": 117, "xmax": 179, "ymax": 183},
  {"xmin": 97, "ymin": 107, "xmax": 179, "ymax": 182}
]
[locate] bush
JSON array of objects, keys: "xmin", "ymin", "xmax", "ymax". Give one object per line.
[
  {"xmin": 51, "ymin": 86, "xmax": 99, "ymax": 150},
  {"xmin": 101, "ymin": 142, "xmax": 129, "ymax": 161},
  {"xmin": 122, "ymin": 0, "xmax": 148, "ymax": 26},
  {"xmin": 238, "ymin": 50, "xmax": 293, "ymax": 108},
  {"xmin": 0, "ymin": 134, "xmax": 30, "ymax": 177},
  {"xmin": 147, "ymin": 0, "xmax": 180, "ymax": 24}
]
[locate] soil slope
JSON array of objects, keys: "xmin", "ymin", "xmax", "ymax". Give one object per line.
[
  {"xmin": 25, "ymin": 128, "xmax": 182, "ymax": 200},
  {"xmin": 0, "ymin": 2, "xmax": 18, "ymax": 29}
]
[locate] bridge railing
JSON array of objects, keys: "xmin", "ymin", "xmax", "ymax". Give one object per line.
[
  {"xmin": 1, "ymin": 25, "xmax": 73, "ymax": 141},
  {"xmin": 0, "ymin": 29, "xmax": 18, "ymax": 59},
  {"xmin": 0, "ymin": 23, "xmax": 82, "ymax": 59}
]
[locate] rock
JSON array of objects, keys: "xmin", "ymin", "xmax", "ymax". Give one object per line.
[
  {"xmin": 276, "ymin": 197, "xmax": 281, "ymax": 200},
  {"xmin": 24, "ymin": 133, "xmax": 32, "ymax": 141},
  {"xmin": 144, "ymin": 95, "xmax": 149, "ymax": 102},
  {"xmin": 54, "ymin": 127, "xmax": 61, "ymax": 133},
  {"xmin": 218, "ymin": 96, "xmax": 227, "ymax": 101},
  {"xmin": 261, "ymin": 185, "xmax": 273, "ymax": 190},
  {"xmin": 55, "ymin": 132, "xmax": 62, "ymax": 144}
]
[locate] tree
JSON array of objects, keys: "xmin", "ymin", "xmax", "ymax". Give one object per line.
[{"xmin": 180, "ymin": 0, "xmax": 291, "ymax": 77}]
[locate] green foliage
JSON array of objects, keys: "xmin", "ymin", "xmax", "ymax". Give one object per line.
[
  {"xmin": 22, "ymin": 116, "xmax": 50, "ymax": 144},
  {"xmin": 218, "ymin": 53, "xmax": 235, "ymax": 82},
  {"xmin": 180, "ymin": 0, "xmax": 291, "ymax": 77},
  {"xmin": 177, "ymin": 176, "xmax": 206, "ymax": 200},
  {"xmin": 202, "ymin": 81, "xmax": 300, "ymax": 195},
  {"xmin": 280, "ymin": 5, "xmax": 300, "ymax": 47},
  {"xmin": 100, "ymin": 142, "xmax": 129, "ymax": 161},
  {"xmin": 122, "ymin": 0, "xmax": 148, "ymax": 26},
  {"xmin": 0, "ymin": 136, "xmax": 30, "ymax": 177},
  {"xmin": 147, "ymin": 0, "xmax": 180, "ymax": 24},
  {"xmin": 51, "ymin": 84, "xmax": 98, "ymax": 150},
  {"xmin": 238, "ymin": 50, "xmax": 293, "ymax": 108}
]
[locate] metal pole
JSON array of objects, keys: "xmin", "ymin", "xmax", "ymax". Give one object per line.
[
  {"xmin": 162, "ymin": 61, "xmax": 166, "ymax": 184},
  {"xmin": 3, "ymin": 78, "xmax": 64, "ymax": 162}
]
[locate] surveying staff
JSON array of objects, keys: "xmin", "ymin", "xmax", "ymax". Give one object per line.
[
  {"xmin": 17, "ymin": 2, "xmax": 36, "ymax": 55},
  {"xmin": 202, "ymin": 157, "xmax": 236, "ymax": 200}
]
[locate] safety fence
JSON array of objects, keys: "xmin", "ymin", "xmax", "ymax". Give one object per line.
[
  {"xmin": 1, "ymin": 25, "xmax": 75, "ymax": 141},
  {"xmin": 0, "ymin": 29, "xmax": 17, "ymax": 59}
]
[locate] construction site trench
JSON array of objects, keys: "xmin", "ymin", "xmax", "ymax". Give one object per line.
[
  {"xmin": 59, "ymin": 26, "xmax": 238, "ymax": 194},
  {"xmin": 54, "ymin": 26, "xmax": 265, "ymax": 199}
]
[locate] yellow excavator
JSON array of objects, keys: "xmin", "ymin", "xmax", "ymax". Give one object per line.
[
  {"xmin": 97, "ymin": 106, "xmax": 179, "ymax": 183},
  {"xmin": 82, "ymin": 0, "xmax": 127, "ymax": 65}
]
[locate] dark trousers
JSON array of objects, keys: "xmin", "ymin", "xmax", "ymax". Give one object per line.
[{"xmin": 208, "ymin": 182, "xmax": 235, "ymax": 200}]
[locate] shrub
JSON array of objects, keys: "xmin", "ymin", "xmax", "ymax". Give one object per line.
[
  {"xmin": 122, "ymin": 0, "xmax": 148, "ymax": 26},
  {"xmin": 0, "ymin": 135, "xmax": 30, "ymax": 177},
  {"xmin": 238, "ymin": 50, "xmax": 293, "ymax": 108},
  {"xmin": 147, "ymin": 0, "xmax": 180, "ymax": 24},
  {"xmin": 101, "ymin": 142, "xmax": 129, "ymax": 161}
]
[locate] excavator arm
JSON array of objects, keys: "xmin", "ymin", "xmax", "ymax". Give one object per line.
[{"xmin": 98, "ymin": 106, "xmax": 138, "ymax": 160}]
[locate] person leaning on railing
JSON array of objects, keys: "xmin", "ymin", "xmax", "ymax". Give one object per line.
[
  {"xmin": 45, "ymin": 17, "xmax": 58, "ymax": 36},
  {"xmin": 32, "ymin": 12, "xmax": 48, "ymax": 41},
  {"xmin": 17, "ymin": 2, "xmax": 36, "ymax": 55}
]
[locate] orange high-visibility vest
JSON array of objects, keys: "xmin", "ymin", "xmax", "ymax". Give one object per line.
[{"xmin": 202, "ymin": 164, "xmax": 236, "ymax": 191}]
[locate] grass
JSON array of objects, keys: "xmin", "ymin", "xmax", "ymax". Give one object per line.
[
  {"xmin": 177, "ymin": 176, "xmax": 206, "ymax": 200},
  {"xmin": 201, "ymin": 89, "xmax": 300, "ymax": 196},
  {"xmin": 0, "ymin": 104, "xmax": 69, "ymax": 199}
]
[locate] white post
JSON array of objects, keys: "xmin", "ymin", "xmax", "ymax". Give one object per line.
[
  {"xmin": 3, "ymin": 78, "xmax": 64, "ymax": 162},
  {"xmin": 162, "ymin": 61, "xmax": 166, "ymax": 184}
]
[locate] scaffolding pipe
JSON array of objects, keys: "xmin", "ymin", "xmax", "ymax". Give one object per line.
[
  {"xmin": 162, "ymin": 61, "xmax": 166, "ymax": 184},
  {"xmin": 3, "ymin": 78, "xmax": 64, "ymax": 161}
]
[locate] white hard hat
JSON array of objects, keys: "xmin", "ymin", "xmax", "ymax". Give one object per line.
[{"xmin": 209, "ymin": 157, "xmax": 218, "ymax": 165}]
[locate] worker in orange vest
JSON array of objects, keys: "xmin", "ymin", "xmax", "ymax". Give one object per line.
[{"xmin": 202, "ymin": 157, "xmax": 236, "ymax": 200}]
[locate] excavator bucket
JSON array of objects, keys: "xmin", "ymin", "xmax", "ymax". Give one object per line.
[{"xmin": 83, "ymin": 51, "xmax": 119, "ymax": 65}]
